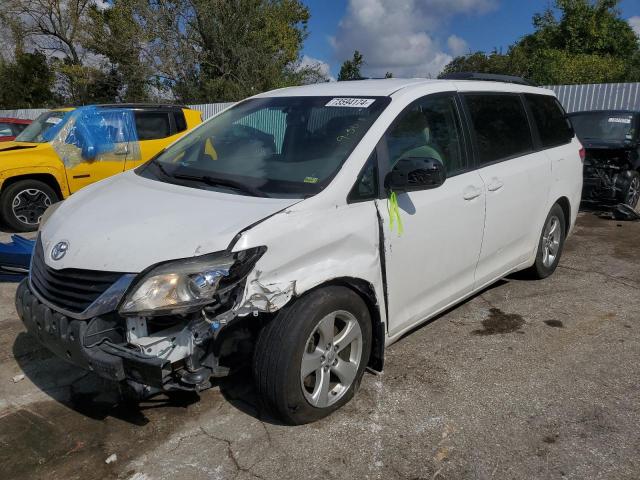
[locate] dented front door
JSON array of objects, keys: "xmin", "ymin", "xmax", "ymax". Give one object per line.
[{"xmin": 376, "ymin": 93, "xmax": 486, "ymax": 337}]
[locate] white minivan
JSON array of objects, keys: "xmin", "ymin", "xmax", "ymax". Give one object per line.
[{"xmin": 17, "ymin": 77, "xmax": 583, "ymax": 424}]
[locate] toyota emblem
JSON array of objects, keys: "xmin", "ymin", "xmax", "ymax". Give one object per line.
[{"xmin": 51, "ymin": 241, "xmax": 69, "ymax": 261}]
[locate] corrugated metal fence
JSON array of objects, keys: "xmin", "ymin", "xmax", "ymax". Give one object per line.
[
  {"xmin": 1, "ymin": 82, "xmax": 639, "ymax": 120},
  {"xmin": 545, "ymin": 83, "xmax": 640, "ymax": 113}
]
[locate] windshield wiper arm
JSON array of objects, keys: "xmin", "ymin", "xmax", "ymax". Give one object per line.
[
  {"xmin": 171, "ymin": 173, "xmax": 269, "ymax": 198},
  {"xmin": 152, "ymin": 159, "xmax": 173, "ymax": 178}
]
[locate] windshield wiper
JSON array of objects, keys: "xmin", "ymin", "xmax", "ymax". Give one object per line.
[
  {"xmin": 170, "ymin": 172, "xmax": 269, "ymax": 198},
  {"xmin": 152, "ymin": 159, "xmax": 173, "ymax": 178}
]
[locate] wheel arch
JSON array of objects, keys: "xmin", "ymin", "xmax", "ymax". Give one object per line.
[
  {"xmin": 296, "ymin": 277, "xmax": 386, "ymax": 372},
  {"xmin": 1, "ymin": 173, "xmax": 65, "ymax": 200},
  {"xmin": 554, "ymin": 196, "xmax": 571, "ymax": 236}
]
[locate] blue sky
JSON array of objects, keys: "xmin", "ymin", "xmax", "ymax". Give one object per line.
[{"xmin": 301, "ymin": 0, "xmax": 640, "ymax": 79}]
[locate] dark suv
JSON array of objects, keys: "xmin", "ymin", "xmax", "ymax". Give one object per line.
[{"xmin": 568, "ymin": 110, "xmax": 640, "ymax": 210}]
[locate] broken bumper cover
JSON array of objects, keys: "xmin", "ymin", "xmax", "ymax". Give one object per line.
[{"xmin": 15, "ymin": 279, "xmax": 170, "ymax": 387}]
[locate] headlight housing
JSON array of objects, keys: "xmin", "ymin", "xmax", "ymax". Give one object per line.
[{"xmin": 119, "ymin": 247, "xmax": 265, "ymax": 316}]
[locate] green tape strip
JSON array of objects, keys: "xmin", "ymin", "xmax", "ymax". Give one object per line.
[{"xmin": 387, "ymin": 191, "xmax": 404, "ymax": 235}]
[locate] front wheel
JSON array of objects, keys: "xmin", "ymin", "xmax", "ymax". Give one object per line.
[
  {"xmin": 253, "ymin": 286, "xmax": 372, "ymax": 425},
  {"xmin": 0, "ymin": 179, "xmax": 59, "ymax": 232},
  {"xmin": 621, "ymin": 170, "xmax": 640, "ymax": 211},
  {"xmin": 524, "ymin": 203, "xmax": 566, "ymax": 279}
]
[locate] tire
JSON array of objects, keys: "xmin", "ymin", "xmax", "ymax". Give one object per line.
[
  {"xmin": 0, "ymin": 179, "xmax": 59, "ymax": 232},
  {"xmin": 524, "ymin": 203, "xmax": 566, "ymax": 280},
  {"xmin": 620, "ymin": 170, "xmax": 640, "ymax": 211},
  {"xmin": 253, "ymin": 286, "xmax": 372, "ymax": 425}
]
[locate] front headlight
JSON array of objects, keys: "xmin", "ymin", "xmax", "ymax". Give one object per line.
[{"xmin": 119, "ymin": 248, "xmax": 265, "ymax": 316}]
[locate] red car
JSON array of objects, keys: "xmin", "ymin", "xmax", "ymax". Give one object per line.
[{"xmin": 0, "ymin": 117, "xmax": 32, "ymax": 142}]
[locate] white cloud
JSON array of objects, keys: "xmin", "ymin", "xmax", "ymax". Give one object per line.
[
  {"xmin": 447, "ymin": 35, "xmax": 468, "ymax": 56},
  {"xmin": 298, "ymin": 54, "xmax": 336, "ymax": 82},
  {"xmin": 93, "ymin": 0, "xmax": 111, "ymax": 11},
  {"xmin": 331, "ymin": 0, "xmax": 497, "ymax": 78},
  {"xmin": 629, "ymin": 16, "xmax": 640, "ymax": 38}
]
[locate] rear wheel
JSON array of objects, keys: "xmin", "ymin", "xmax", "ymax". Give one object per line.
[
  {"xmin": 253, "ymin": 286, "xmax": 372, "ymax": 425},
  {"xmin": 621, "ymin": 170, "xmax": 640, "ymax": 210},
  {"xmin": 524, "ymin": 203, "xmax": 566, "ymax": 279},
  {"xmin": 0, "ymin": 179, "xmax": 58, "ymax": 232}
]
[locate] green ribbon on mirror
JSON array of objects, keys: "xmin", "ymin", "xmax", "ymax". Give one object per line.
[{"xmin": 388, "ymin": 191, "xmax": 404, "ymax": 235}]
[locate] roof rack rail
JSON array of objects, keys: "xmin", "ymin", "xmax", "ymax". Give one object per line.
[{"xmin": 440, "ymin": 72, "xmax": 533, "ymax": 86}]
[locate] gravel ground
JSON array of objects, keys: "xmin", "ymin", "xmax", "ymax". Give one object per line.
[{"xmin": 0, "ymin": 212, "xmax": 638, "ymax": 480}]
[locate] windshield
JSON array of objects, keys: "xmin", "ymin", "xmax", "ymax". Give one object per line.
[
  {"xmin": 570, "ymin": 112, "xmax": 636, "ymax": 143},
  {"xmin": 139, "ymin": 96, "xmax": 390, "ymax": 198},
  {"xmin": 15, "ymin": 111, "xmax": 69, "ymax": 143}
]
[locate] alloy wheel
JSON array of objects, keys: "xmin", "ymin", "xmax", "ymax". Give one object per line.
[
  {"xmin": 626, "ymin": 176, "xmax": 640, "ymax": 209},
  {"xmin": 11, "ymin": 189, "xmax": 52, "ymax": 226},
  {"xmin": 542, "ymin": 215, "xmax": 562, "ymax": 268},
  {"xmin": 300, "ymin": 310, "xmax": 363, "ymax": 408}
]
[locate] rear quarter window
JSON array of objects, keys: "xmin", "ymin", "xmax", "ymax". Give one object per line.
[
  {"xmin": 525, "ymin": 94, "xmax": 573, "ymax": 148},
  {"xmin": 464, "ymin": 94, "xmax": 534, "ymax": 165},
  {"xmin": 174, "ymin": 111, "xmax": 187, "ymax": 133},
  {"xmin": 134, "ymin": 111, "xmax": 172, "ymax": 140}
]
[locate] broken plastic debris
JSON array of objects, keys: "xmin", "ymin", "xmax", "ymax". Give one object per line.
[
  {"xmin": 11, "ymin": 374, "xmax": 25, "ymax": 383},
  {"xmin": 0, "ymin": 235, "xmax": 35, "ymax": 282},
  {"xmin": 243, "ymin": 279, "xmax": 296, "ymax": 313},
  {"xmin": 105, "ymin": 453, "xmax": 117, "ymax": 464}
]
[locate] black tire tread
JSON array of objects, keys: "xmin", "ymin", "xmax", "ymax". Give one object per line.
[
  {"xmin": 253, "ymin": 286, "xmax": 371, "ymax": 424},
  {"xmin": 0, "ymin": 179, "xmax": 58, "ymax": 232}
]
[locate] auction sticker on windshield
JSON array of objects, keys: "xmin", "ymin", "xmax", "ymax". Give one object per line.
[
  {"xmin": 326, "ymin": 98, "xmax": 376, "ymax": 108},
  {"xmin": 608, "ymin": 117, "xmax": 632, "ymax": 124}
]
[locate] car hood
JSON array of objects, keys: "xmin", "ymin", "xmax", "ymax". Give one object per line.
[
  {"xmin": 40, "ymin": 171, "xmax": 298, "ymax": 272},
  {"xmin": 0, "ymin": 141, "xmax": 42, "ymax": 154}
]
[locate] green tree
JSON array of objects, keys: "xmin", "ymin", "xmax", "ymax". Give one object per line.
[
  {"xmin": 338, "ymin": 50, "xmax": 364, "ymax": 81},
  {"xmin": 0, "ymin": 52, "xmax": 55, "ymax": 108},
  {"xmin": 85, "ymin": 0, "xmax": 151, "ymax": 102},
  {"xmin": 136, "ymin": 0, "xmax": 315, "ymax": 102},
  {"xmin": 440, "ymin": 0, "xmax": 640, "ymax": 84}
]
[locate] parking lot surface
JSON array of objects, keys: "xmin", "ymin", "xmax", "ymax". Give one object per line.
[{"xmin": 0, "ymin": 213, "xmax": 638, "ymax": 480}]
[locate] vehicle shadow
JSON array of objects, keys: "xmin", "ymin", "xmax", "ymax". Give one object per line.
[
  {"xmin": 12, "ymin": 332, "xmax": 201, "ymax": 427},
  {"xmin": 391, "ymin": 278, "xmax": 510, "ymax": 345},
  {"xmin": 12, "ymin": 277, "xmax": 513, "ymax": 428}
]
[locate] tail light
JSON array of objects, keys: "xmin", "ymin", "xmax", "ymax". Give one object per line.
[{"xmin": 578, "ymin": 147, "xmax": 585, "ymax": 163}]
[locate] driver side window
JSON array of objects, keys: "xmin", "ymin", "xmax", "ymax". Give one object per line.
[{"xmin": 386, "ymin": 94, "xmax": 466, "ymax": 176}]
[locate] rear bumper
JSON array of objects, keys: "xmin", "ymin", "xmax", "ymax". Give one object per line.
[{"xmin": 15, "ymin": 279, "xmax": 170, "ymax": 387}]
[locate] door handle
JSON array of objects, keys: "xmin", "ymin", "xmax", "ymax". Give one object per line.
[
  {"xmin": 463, "ymin": 186, "xmax": 482, "ymax": 200},
  {"xmin": 487, "ymin": 178, "xmax": 504, "ymax": 192}
]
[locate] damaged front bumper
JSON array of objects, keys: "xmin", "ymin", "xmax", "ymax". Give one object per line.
[{"xmin": 15, "ymin": 279, "xmax": 233, "ymax": 393}]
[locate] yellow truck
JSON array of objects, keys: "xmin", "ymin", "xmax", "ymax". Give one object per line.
[{"xmin": 0, "ymin": 104, "xmax": 202, "ymax": 231}]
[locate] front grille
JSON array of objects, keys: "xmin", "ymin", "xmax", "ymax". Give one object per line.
[{"xmin": 30, "ymin": 239, "xmax": 125, "ymax": 313}]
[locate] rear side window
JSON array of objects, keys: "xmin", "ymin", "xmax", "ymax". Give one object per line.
[
  {"xmin": 464, "ymin": 94, "xmax": 533, "ymax": 164},
  {"xmin": 134, "ymin": 112, "xmax": 171, "ymax": 140},
  {"xmin": 174, "ymin": 111, "xmax": 187, "ymax": 133},
  {"xmin": 525, "ymin": 94, "xmax": 573, "ymax": 147}
]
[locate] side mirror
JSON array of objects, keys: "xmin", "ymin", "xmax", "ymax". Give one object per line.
[
  {"xmin": 384, "ymin": 156, "xmax": 446, "ymax": 193},
  {"xmin": 81, "ymin": 141, "xmax": 97, "ymax": 161}
]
